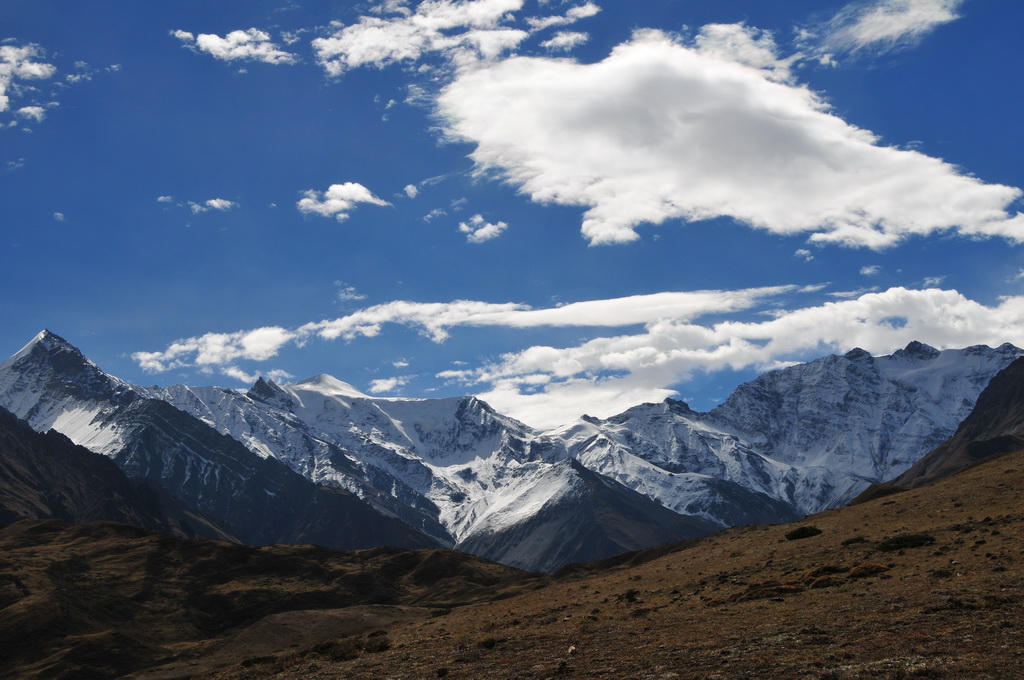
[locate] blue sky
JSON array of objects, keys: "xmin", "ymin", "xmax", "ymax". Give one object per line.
[{"xmin": 3, "ymin": 0, "xmax": 1023, "ymax": 428}]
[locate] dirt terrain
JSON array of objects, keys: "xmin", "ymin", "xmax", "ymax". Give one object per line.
[
  {"xmin": 1, "ymin": 451, "xmax": 1022, "ymax": 679},
  {"xmin": 196, "ymin": 448, "xmax": 1024, "ymax": 680}
]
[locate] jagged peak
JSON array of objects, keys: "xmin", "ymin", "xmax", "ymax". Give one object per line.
[
  {"xmin": 455, "ymin": 395, "xmax": 497, "ymax": 417},
  {"xmin": 0, "ymin": 329, "xmax": 130, "ymax": 401},
  {"xmin": 5, "ymin": 329, "xmax": 78, "ymax": 364},
  {"xmin": 664, "ymin": 397, "xmax": 693, "ymax": 413},
  {"xmin": 843, "ymin": 347, "xmax": 873, "ymax": 362},
  {"xmin": 246, "ymin": 376, "xmax": 295, "ymax": 409},
  {"xmin": 893, "ymin": 340, "xmax": 940, "ymax": 361}
]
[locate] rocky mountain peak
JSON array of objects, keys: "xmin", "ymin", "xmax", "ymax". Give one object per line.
[
  {"xmin": 664, "ymin": 397, "xmax": 693, "ymax": 414},
  {"xmin": 894, "ymin": 340, "xmax": 940, "ymax": 361},
  {"xmin": 843, "ymin": 347, "xmax": 873, "ymax": 362},
  {"xmin": 0, "ymin": 329, "xmax": 128, "ymax": 405},
  {"xmin": 246, "ymin": 377, "xmax": 295, "ymax": 410}
]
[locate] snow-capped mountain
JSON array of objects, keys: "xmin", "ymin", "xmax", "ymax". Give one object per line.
[
  {"xmin": 1, "ymin": 330, "xmax": 1020, "ymax": 571},
  {"xmin": 0, "ymin": 331, "xmax": 440, "ymax": 552},
  {"xmin": 0, "ymin": 331, "xmax": 714, "ymax": 570},
  {"xmin": 138, "ymin": 365, "xmax": 714, "ymax": 569},
  {"xmin": 560, "ymin": 341, "xmax": 1023, "ymax": 521}
]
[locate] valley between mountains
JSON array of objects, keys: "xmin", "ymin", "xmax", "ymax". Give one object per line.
[{"xmin": 2, "ymin": 331, "xmax": 1024, "ymax": 678}]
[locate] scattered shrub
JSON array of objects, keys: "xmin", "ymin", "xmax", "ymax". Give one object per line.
[
  {"xmin": 802, "ymin": 564, "xmax": 849, "ymax": 582},
  {"xmin": 362, "ymin": 631, "xmax": 391, "ymax": 654},
  {"xmin": 848, "ymin": 563, "xmax": 888, "ymax": 579},
  {"xmin": 877, "ymin": 533, "xmax": 935, "ymax": 552},
  {"xmin": 786, "ymin": 526, "xmax": 823, "ymax": 541},
  {"xmin": 238, "ymin": 655, "xmax": 279, "ymax": 669},
  {"xmin": 841, "ymin": 536, "xmax": 867, "ymax": 546},
  {"xmin": 311, "ymin": 640, "xmax": 360, "ymax": 662},
  {"xmin": 476, "ymin": 636, "xmax": 498, "ymax": 649}
]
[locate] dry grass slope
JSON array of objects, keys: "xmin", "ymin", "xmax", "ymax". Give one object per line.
[
  {"xmin": 0, "ymin": 523, "xmax": 537, "ymax": 679},
  {"xmin": 196, "ymin": 447, "xmax": 1024, "ymax": 680}
]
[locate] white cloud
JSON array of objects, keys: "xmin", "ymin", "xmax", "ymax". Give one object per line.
[
  {"xmin": 189, "ymin": 198, "xmax": 239, "ymax": 214},
  {"xmin": 369, "ymin": 376, "xmax": 410, "ymax": 393},
  {"xmin": 860, "ymin": 265, "xmax": 881, "ymax": 276},
  {"xmin": 404, "ymin": 183, "xmax": 419, "ymax": 198},
  {"xmin": 817, "ymin": 0, "xmax": 964, "ymax": 55},
  {"xmin": 458, "ymin": 214, "xmax": 507, "ymax": 242},
  {"xmin": 221, "ymin": 365, "xmax": 295, "ymax": 385},
  {"xmin": 693, "ymin": 23, "xmax": 794, "ymax": 80},
  {"xmin": 922, "ymin": 275, "xmax": 945, "ymax": 286},
  {"xmin": 461, "ymin": 287, "xmax": 1024, "ymax": 427},
  {"xmin": 540, "ymin": 31, "xmax": 589, "ymax": 51},
  {"xmin": 527, "ymin": 3, "xmax": 600, "ymax": 31},
  {"xmin": 16, "ymin": 105, "xmax": 46, "ymax": 122},
  {"xmin": 173, "ymin": 28, "xmax": 298, "ymax": 65},
  {"xmin": 795, "ymin": 248, "xmax": 814, "ymax": 262},
  {"xmin": 438, "ymin": 27, "xmax": 1024, "ymax": 248},
  {"xmin": 52, "ymin": 212, "xmax": 64, "ymax": 222},
  {"xmin": 312, "ymin": 0, "xmax": 527, "ymax": 76},
  {"xmin": 135, "ymin": 286, "xmax": 1024, "ymax": 428},
  {"xmin": 0, "ymin": 43, "xmax": 57, "ymax": 114},
  {"xmin": 157, "ymin": 195, "xmax": 174, "ymax": 203},
  {"xmin": 297, "ymin": 182, "xmax": 390, "ymax": 222},
  {"xmin": 133, "ymin": 326, "xmax": 299, "ymax": 373},
  {"xmin": 132, "ymin": 286, "xmax": 795, "ymax": 369},
  {"xmin": 336, "ymin": 282, "xmax": 367, "ymax": 301}
]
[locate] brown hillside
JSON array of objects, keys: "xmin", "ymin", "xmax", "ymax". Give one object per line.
[
  {"xmin": 0, "ymin": 521, "xmax": 538, "ymax": 679},
  {"xmin": 196, "ymin": 446, "xmax": 1024, "ymax": 680}
]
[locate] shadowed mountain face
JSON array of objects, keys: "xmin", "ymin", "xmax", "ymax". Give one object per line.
[
  {"xmin": 0, "ymin": 406, "xmax": 172, "ymax": 531},
  {"xmin": 0, "ymin": 520, "xmax": 536, "ymax": 679},
  {"xmin": 0, "ymin": 332, "xmax": 439, "ymax": 553}
]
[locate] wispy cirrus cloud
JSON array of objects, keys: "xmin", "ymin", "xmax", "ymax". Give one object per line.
[
  {"xmin": 131, "ymin": 286, "xmax": 793, "ymax": 372},
  {"xmin": 540, "ymin": 31, "xmax": 589, "ymax": 51},
  {"xmin": 172, "ymin": 28, "xmax": 298, "ymax": 65},
  {"xmin": 814, "ymin": 0, "xmax": 965, "ymax": 55},
  {"xmin": 437, "ymin": 26, "xmax": 1024, "ymax": 248},
  {"xmin": 132, "ymin": 286, "xmax": 1024, "ymax": 428},
  {"xmin": 454, "ymin": 287, "xmax": 1024, "ymax": 426},
  {"xmin": 527, "ymin": 3, "xmax": 600, "ymax": 31}
]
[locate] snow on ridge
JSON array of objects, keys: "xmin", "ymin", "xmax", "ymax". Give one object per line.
[
  {"xmin": 289, "ymin": 373, "xmax": 368, "ymax": 399},
  {"xmin": 2, "ymin": 332, "xmax": 1022, "ymax": 567}
]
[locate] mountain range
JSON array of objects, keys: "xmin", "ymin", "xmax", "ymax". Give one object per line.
[
  {"xmin": 4, "ymin": 350, "xmax": 1024, "ymax": 678},
  {"xmin": 1, "ymin": 330, "xmax": 1020, "ymax": 571}
]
